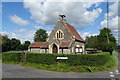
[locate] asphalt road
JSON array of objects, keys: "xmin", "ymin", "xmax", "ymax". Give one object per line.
[
  {"xmin": 2, "ymin": 63, "xmax": 115, "ymax": 78},
  {"xmin": 118, "ymin": 52, "xmax": 120, "ymax": 71},
  {"xmin": 2, "ymin": 51, "xmax": 120, "ymax": 79}
]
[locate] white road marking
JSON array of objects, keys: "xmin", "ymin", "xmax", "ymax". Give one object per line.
[
  {"xmin": 110, "ymin": 74, "xmax": 115, "ymax": 77},
  {"xmin": 110, "ymin": 72, "xmax": 113, "ymax": 74},
  {"xmin": 116, "ymin": 70, "xmax": 119, "ymax": 73}
]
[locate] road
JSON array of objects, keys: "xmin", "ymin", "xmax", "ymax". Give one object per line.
[
  {"xmin": 1, "ymin": 51, "xmax": 120, "ymax": 79},
  {"xmin": 113, "ymin": 51, "xmax": 120, "ymax": 71},
  {"xmin": 2, "ymin": 63, "xmax": 115, "ymax": 78},
  {"xmin": 118, "ymin": 52, "xmax": 120, "ymax": 71}
]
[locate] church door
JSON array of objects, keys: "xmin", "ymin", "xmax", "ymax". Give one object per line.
[{"xmin": 52, "ymin": 44, "xmax": 58, "ymax": 53}]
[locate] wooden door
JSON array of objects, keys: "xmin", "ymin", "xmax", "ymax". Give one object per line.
[{"xmin": 52, "ymin": 44, "xmax": 58, "ymax": 53}]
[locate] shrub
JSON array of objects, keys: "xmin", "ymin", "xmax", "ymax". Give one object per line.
[
  {"xmin": 2, "ymin": 52, "xmax": 113, "ymax": 67},
  {"xmin": 2, "ymin": 52, "xmax": 21, "ymax": 62},
  {"xmin": 2, "ymin": 52, "xmax": 116, "ymax": 72},
  {"xmin": 26, "ymin": 53, "xmax": 57, "ymax": 65},
  {"xmin": 54, "ymin": 53, "xmax": 109, "ymax": 66},
  {"xmin": 26, "ymin": 52, "xmax": 111, "ymax": 67}
]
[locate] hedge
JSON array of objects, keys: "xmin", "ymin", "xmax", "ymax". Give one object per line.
[
  {"xmin": 63, "ymin": 54, "xmax": 109, "ymax": 66},
  {"xmin": 2, "ymin": 52, "xmax": 21, "ymax": 62},
  {"xmin": 26, "ymin": 52, "xmax": 110, "ymax": 66},
  {"xmin": 2, "ymin": 52, "xmax": 112, "ymax": 67},
  {"xmin": 26, "ymin": 53, "xmax": 57, "ymax": 65}
]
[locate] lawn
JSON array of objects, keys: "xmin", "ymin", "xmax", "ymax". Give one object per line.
[{"xmin": 2, "ymin": 52, "xmax": 117, "ymax": 72}]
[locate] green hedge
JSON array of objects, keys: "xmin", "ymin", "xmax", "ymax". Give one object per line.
[
  {"xmin": 2, "ymin": 52, "xmax": 21, "ymax": 62},
  {"xmin": 26, "ymin": 52, "xmax": 110, "ymax": 66},
  {"xmin": 2, "ymin": 52, "xmax": 112, "ymax": 67},
  {"xmin": 63, "ymin": 54, "xmax": 109, "ymax": 66},
  {"xmin": 26, "ymin": 53, "xmax": 57, "ymax": 65}
]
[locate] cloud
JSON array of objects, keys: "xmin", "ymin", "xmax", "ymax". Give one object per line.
[
  {"xmin": 81, "ymin": 32, "xmax": 91, "ymax": 39},
  {"xmin": 100, "ymin": 2, "xmax": 119, "ymax": 44},
  {"xmin": 79, "ymin": 32, "xmax": 98, "ymax": 40},
  {"xmin": 15, "ymin": 29, "xmax": 27, "ymax": 32},
  {"xmin": 0, "ymin": 30, "xmax": 36, "ymax": 43},
  {"xmin": 101, "ymin": 3, "xmax": 118, "ymax": 30},
  {"xmin": 24, "ymin": 0, "xmax": 102, "ymax": 29},
  {"xmin": 33, "ymin": 26, "xmax": 42, "ymax": 29},
  {"xmin": 109, "ymin": 2, "xmax": 118, "ymax": 18},
  {"xmin": 9, "ymin": 14, "xmax": 30, "ymax": 26}
]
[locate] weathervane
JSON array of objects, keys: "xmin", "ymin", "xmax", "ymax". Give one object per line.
[{"xmin": 59, "ymin": 14, "xmax": 66, "ymax": 21}]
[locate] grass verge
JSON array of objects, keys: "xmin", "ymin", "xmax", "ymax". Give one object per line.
[
  {"xmin": 2, "ymin": 61, "xmax": 19, "ymax": 64},
  {"xmin": 116, "ymin": 50, "xmax": 120, "ymax": 54}
]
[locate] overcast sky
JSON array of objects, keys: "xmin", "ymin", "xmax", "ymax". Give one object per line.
[{"xmin": 1, "ymin": 0, "xmax": 119, "ymax": 44}]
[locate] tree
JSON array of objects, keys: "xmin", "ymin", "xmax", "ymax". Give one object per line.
[
  {"xmin": 2, "ymin": 34, "xmax": 31, "ymax": 51},
  {"xmin": 116, "ymin": 45, "xmax": 120, "ymax": 53},
  {"xmin": 34, "ymin": 29, "xmax": 48, "ymax": 42},
  {"xmin": 10, "ymin": 38, "xmax": 21, "ymax": 51},
  {"xmin": 22, "ymin": 41, "xmax": 31, "ymax": 50},
  {"xmin": 2, "ymin": 35, "xmax": 11, "ymax": 52},
  {"xmin": 85, "ymin": 36, "xmax": 98, "ymax": 49},
  {"xmin": 97, "ymin": 28, "xmax": 116, "ymax": 55}
]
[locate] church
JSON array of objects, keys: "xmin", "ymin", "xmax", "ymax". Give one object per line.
[{"xmin": 28, "ymin": 15, "xmax": 85, "ymax": 54}]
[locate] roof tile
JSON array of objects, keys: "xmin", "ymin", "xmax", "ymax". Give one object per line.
[
  {"xmin": 60, "ymin": 41, "xmax": 72, "ymax": 48},
  {"xmin": 65, "ymin": 23, "xmax": 85, "ymax": 42},
  {"xmin": 30, "ymin": 42, "xmax": 49, "ymax": 48}
]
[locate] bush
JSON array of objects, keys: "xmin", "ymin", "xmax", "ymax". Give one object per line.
[
  {"xmin": 2, "ymin": 52, "xmax": 114, "ymax": 67},
  {"xmin": 26, "ymin": 53, "xmax": 57, "ymax": 65},
  {"xmin": 2, "ymin": 52, "xmax": 21, "ymax": 62},
  {"xmin": 2, "ymin": 52, "xmax": 116, "ymax": 72},
  {"xmin": 54, "ymin": 53, "xmax": 109, "ymax": 66},
  {"xmin": 26, "ymin": 52, "xmax": 111, "ymax": 66}
]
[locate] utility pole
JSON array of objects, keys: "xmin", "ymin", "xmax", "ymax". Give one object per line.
[
  {"xmin": 106, "ymin": 33, "xmax": 110, "ymax": 44},
  {"xmin": 106, "ymin": 0, "xmax": 110, "ymax": 44}
]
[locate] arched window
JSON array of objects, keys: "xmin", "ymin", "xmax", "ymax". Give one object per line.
[
  {"xmin": 57, "ymin": 33, "xmax": 59, "ymax": 38},
  {"xmin": 56, "ymin": 30, "xmax": 64, "ymax": 39},
  {"xmin": 59, "ymin": 31, "xmax": 61, "ymax": 38}
]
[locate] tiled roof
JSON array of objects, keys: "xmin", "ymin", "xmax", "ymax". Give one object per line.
[
  {"xmin": 60, "ymin": 20, "xmax": 85, "ymax": 42},
  {"xmin": 60, "ymin": 41, "xmax": 72, "ymax": 48},
  {"xmin": 30, "ymin": 41, "xmax": 72, "ymax": 48},
  {"xmin": 65, "ymin": 23, "xmax": 85, "ymax": 42},
  {"xmin": 30, "ymin": 42, "xmax": 49, "ymax": 48}
]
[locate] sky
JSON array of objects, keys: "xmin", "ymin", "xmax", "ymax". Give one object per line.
[{"xmin": 1, "ymin": 0, "xmax": 119, "ymax": 44}]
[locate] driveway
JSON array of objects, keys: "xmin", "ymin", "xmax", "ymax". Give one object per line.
[{"xmin": 2, "ymin": 51, "xmax": 120, "ymax": 79}]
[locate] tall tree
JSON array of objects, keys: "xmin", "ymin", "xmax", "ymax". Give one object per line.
[
  {"xmin": 2, "ymin": 34, "xmax": 31, "ymax": 51},
  {"xmin": 22, "ymin": 41, "xmax": 31, "ymax": 50},
  {"xmin": 34, "ymin": 29, "xmax": 48, "ymax": 42},
  {"xmin": 85, "ymin": 36, "xmax": 98, "ymax": 49},
  {"xmin": 116, "ymin": 45, "xmax": 120, "ymax": 53},
  {"xmin": 2, "ymin": 35, "xmax": 11, "ymax": 52},
  {"xmin": 97, "ymin": 28, "xmax": 116, "ymax": 55},
  {"xmin": 10, "ymin": 38, "xmax": 21, "ymax": 50}
]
